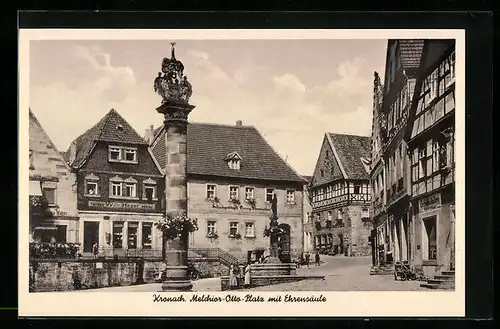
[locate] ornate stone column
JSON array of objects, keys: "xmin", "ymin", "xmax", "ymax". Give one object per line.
[
  {"xmin": 267, "ymin": 194, "xmax": 281, "ymax": 263},
  {"xmin": 154, "ymin": 42, "xmax": 195, "ymax": 291}
]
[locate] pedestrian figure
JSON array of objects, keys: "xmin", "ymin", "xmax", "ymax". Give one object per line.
[
  {"xmin": 305, "ymin": 251, "xmax": 310, "ymax": 269},
  {"xmin": 244, "ymin": 263, "xmax": 252, "ymax": 288},
  {"xmin": 229, "ymin": 264, "xmax": 238, "ymax": 290},
  {"xmin": 250, "ymin": 251, "xmax": 256, "ymax": 264},
  {"xmin": 315, "ymin": 252, "xmax": 321, "ymax": 267},
  {"xmin": 92, "ymin": 242, "xmax": 99, "ymax": 259}
]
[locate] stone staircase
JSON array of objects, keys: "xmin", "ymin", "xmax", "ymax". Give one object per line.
[
  {"xmin": 369, "ymin": 264, "xmax": 394, "ymax": 275},
  {"xmin": 420, "ymin": 270, "xmax": 455, "ymax": 290}
]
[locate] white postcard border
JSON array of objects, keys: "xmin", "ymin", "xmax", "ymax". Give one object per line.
[{"xmin": 18, "ymin": 28, "xmax": 466, "ymax": 317}]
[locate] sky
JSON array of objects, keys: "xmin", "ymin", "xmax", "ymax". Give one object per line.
[{"xmin": 29, "ymin": 39, "xmax": 387, "ymax": 176}]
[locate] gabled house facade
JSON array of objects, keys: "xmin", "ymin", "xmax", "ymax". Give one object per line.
[
  {"xmin": 378, "ymin": 40, "xmax": 424, "ymax": 266},
  {"xmin": 148, "ymin": 120, "xmax": 307, "ymax": 262},
  {"xmin": 309, "ymin": 133, "xmax": 372, "ymax": 256},
  {"xmin": 29, "ymin": 109, "xmax": 79, "ymax": 243},
  {"xmin": 64, "ymin": 109, "xmax": 165, "ymax": 255},
  {"xmin": 370, "ymin": 71, "xmax": 388, "ymax": 266},
  {"xmin": 404, "ymin": 40, "xmax": 456, "ymax": 277}
]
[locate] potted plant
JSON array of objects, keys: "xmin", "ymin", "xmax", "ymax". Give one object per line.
[
  {"xmin": 206, "ymin": 231, "xmax": 219, "ymax": 240},
  {"xmin": 213, "ymin": 196, "xmax": 221, "ymax": 204},
  {"xmin": 262, "ymin": 226, "xmax": 284, "ymax": 238},
  {"xmin": 154, "ymin": 212, "xmax": 199, "ymax": 241},
  {"xmin": 230, "ymin": 198, "xmax": 241, "ymax": 207},
  {"xmin": 246, "ymin": 198, "xmax": 257, "ymax": 209},
  {"xmin": 229, "ymin": 232, "xmax": 242, "ymax": 240}
]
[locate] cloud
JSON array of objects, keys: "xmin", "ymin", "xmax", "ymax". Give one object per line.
[
  {"xmin": 273, "ymin": 74, "xmax": 306, "ymax": 93},
  {"xmin": 63, "ymin": 45, "xmax": 137, "ymax": 101},
  {"xmin": 30, "ymin": 45, "xmax": 377, "ymax": 176}
]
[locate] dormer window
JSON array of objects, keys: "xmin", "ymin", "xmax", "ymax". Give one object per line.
[
  {"xmin": 224, "ymin": 151, "xmax": 242, "ymax": 170},
  {"xmin": 109, "ymin": 145, "xmax": 138, "ymax": 164},
  {"xmin": 229, "ymin": 159, "xmax": 240, "ymax": 170}
]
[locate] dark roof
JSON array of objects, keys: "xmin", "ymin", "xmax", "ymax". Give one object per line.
[
  {"xmin": 328, "ymin": 133, "xmax": 371, "ymax": 180},
  {"xmin": 398, "ymin": 39, "xmax": 425, "ymax": 69},
  {"xmin": 66, "ymin": 109, "xmax": 148, "ymax": 168},
  {"xmin": 151, "ymin": 123, "xmax": 306, "ymax": 183}
]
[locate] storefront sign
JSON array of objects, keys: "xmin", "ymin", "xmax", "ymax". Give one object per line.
[
  {"xmin": 419, "ymin": 193, "xmax": 441, "ymax": 213},
  {"xmin": 88, "ymin": 200, "xmax": 155, "ymax": 211},
  {"xmin": 211, "ymin": 203, "xmax": 270, "ymax": 211}
]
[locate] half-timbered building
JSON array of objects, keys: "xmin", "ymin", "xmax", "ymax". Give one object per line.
[
  {"xmin": 309, "ymin": 133, "xmax": 372, "ymax": 256},
  {"xmin": 404, "ymin": 39, "xmax": 456, "ymax": 277},
  {"xmin": 377, "ymin": 40, "xmax": 424, "ymax": 266}
]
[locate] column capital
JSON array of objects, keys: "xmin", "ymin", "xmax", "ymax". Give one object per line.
[{"xmin": 156, "ymin": 101, "xmax": 195, "ymax": 126}]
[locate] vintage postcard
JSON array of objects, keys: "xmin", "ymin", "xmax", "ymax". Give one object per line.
[{"xmin": 18, "ymin": 29, "xmax": 465, "ymax": 317}]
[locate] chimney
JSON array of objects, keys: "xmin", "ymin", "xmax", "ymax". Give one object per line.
[
  {"xmin": 144, "ymin": 125, "xmax": 155, "ymax": 145},
  {"xmin": 236, "ymin": 120, "xmax": 242, "ymax": 127},
  {"xmin": 69, "ymin": 141, "xmax": 77, "ymax": 164},
  {"xmin": 149, "ymin": 125, "xmax": 154, "ymax": 144}
]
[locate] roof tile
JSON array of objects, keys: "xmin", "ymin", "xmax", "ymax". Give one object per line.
[
  {"xmin": 152, "ymin": 123, "xmax": 306, "ymax": 183},
  {"xmin": 328, "ymin": 133, "xmax": 371, "ymax": 180},
  {"xmin": 66, "ymin": 109, "xmax": 148, "ymax": 168}
]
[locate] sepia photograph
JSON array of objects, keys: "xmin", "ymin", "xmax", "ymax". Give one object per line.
[{"xmin": 19, "ymin": 29, "xmax": 464, "ymax": 317}]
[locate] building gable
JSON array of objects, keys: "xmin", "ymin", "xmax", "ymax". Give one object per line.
[
  {"xmin": 65, "ymin": 109, "xmax": 148, "ymax": 169},
  {"xmin": 80, "ymin": 141, "xmax": 163, "ymax": 176},
  {"xmin": 310, "ymin": 135, "xmax": 344, "ymax": 188},
  {"xmin": 29, "ymin": 109, "xmax": 73, "ymax": 180}
]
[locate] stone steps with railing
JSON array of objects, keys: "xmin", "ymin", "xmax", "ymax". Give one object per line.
[{"xmin": 420, "ymin": 270, "xmax": 455, "ymax": 290}]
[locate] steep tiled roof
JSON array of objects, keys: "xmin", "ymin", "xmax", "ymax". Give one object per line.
[
  {"xmin": 151, "ymin": 123, "xmax": 306, "ymax": 183},
  {"xmin": 328, "ymin": 133, "xmax": 371, "ymax": 180},
  {"xmin": 66, "ymin": 109, "xmax": 148, "ymax": 168},
  {"xmin": 398, "ymin": 39, "xmax": 425, "ymax": 69}
]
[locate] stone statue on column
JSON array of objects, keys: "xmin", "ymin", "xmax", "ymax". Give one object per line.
[{"xmin": 154, "ymin": 42, "xmax": 196, "ymax": 291}]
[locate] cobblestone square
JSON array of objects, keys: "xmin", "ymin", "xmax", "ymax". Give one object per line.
[{"xmin": 81, "ymin": 256, "xmax": 434, "ymax": 292}]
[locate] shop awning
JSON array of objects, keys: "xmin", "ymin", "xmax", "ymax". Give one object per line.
[{"xmin": 29, "ymin": 180, "xmax": 43, "ymax": 196}]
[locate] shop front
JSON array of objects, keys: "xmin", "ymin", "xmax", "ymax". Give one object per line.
[
  {"xmin": 78, "ymin": 211, "xmax": 163, "ymax": 258},
  {"xmin": 412, "ymin": 189, "xmax": 454, "ymax": 278}
]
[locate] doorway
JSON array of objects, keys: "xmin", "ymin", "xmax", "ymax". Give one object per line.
[
  {"xmin": 278, "ymin": 224, "xmax": 291, "ymax": 263},
  {"xmin": 83, "ymin": 221, "xmax": 100, "ymax": 253}
]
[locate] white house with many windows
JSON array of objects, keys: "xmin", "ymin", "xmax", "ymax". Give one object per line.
[{"xmin": 148, "ymin": 120, "xmax": 307, "ymax": 262}]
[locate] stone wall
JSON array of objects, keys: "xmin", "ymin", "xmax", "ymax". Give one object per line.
[
  {"xmin": 30, "ymin": 259, "xmax": 164, "ymax": 292},
  {"xmin": 30, "ymin": 258, "xmax": 227, "ymax": 292},
  {"xmin": 348, "ymin": 205, "xmax": 373, "ymax": 256}
]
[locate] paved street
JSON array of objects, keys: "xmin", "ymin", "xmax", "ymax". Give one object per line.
[
  {"xmin": 248, "ymin": 255, "xmax": 427, "ymax": 291},
  {"xmin": 77, "ymin": 255, "xmax": 427, "ymax": 292}
]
